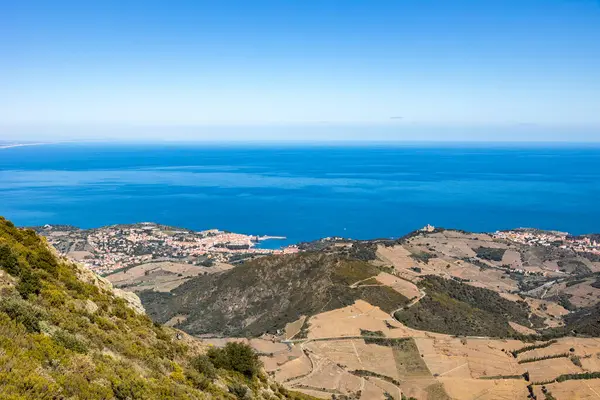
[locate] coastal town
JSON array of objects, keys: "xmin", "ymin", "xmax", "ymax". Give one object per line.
[
  {"xmin": 34, "ymin": 223, "xmax": 298, "ymax": 275},
  {"xmin": 33, "ymin": 223, "xmax": 600, "ymax": 277},
  {"xmin": 494, "ymin": 228, "xmax": 600, "ymax": 256}
]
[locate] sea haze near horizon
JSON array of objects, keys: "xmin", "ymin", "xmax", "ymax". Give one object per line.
[{"xmin": 0, "ymin": 142, "xmax": 599, "ymax": 247}]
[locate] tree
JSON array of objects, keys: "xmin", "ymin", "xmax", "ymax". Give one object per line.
[
  {"xmin": 0, "ymin": 243, "xmax": 20, "ymax": 275},
  {"xmin": 207, "ymin": 342, "xmax": 263, "ymax": 378}
]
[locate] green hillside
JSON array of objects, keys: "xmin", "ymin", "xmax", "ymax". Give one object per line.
[{"xmin": 0, "ymin": 216, "xmax": 313, "ymax": 400}]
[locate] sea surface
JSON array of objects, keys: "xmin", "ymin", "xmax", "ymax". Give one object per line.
[{"xmin": 1, "ymin": 143, "xmax": 599, "ymax": 247}]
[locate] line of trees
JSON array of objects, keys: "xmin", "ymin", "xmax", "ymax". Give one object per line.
[
  {"xmin": 518, "ymin": 353, "xmax": 569, "ymax": 364},
  {"xmin": 511, "ymin": 340, "xmax": 558, "ymax": 357}
]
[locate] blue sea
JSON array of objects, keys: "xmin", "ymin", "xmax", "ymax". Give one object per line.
[{"xmin": 1, "ymin": 143, "xmax": 599, "ymax": 247}]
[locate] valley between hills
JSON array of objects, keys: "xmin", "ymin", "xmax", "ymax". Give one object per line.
[{"xmin": 35, "ymin": 223, "xmax": 600, "ymax": 399}]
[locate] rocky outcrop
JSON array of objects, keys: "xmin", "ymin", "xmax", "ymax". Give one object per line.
[{"xmin": 72, "ymin": 260, "xmax": 145, "ymax": 314}]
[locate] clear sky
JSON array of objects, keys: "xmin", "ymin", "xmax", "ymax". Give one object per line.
[{"xmin": 1, "ymin": 0, "xmax": 600, "ymax": 141}]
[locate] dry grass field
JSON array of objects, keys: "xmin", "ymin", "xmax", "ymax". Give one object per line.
[
  {"xmin": 285, "ymin": 315, "xmax": 308, "ymax": 339},
  {"xmin": 439, "ymin": 378, "xmax": 528, "ymax": 400},
  {"xmin": 105, "ymin": 260, "xmax": 233, "ymax": 292},
  {"xmin": 559, "ymin": 279, "xmax": 600, "ymax": 308},
  {"xmin": 376, "ymin": 242, "xmax": 519, "ymax": 295},
  {"xmin": 235, "ymin": 299, "xmax": 600, "ymax": 399},
  {"xmin": 532, "ymin": 379, "xmax": 600, "ymax": 399},
  {"xmin": 374, "ymin": 272, "xmax": 421, "ymax": 299},
  {"xmin": 524, "ymin": 297, "xmax": 569, "ymax": 327}
]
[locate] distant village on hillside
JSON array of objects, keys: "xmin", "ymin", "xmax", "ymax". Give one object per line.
[{"xmin": 494, "ymin": 229, "xmax": 600, "ymax": 255}]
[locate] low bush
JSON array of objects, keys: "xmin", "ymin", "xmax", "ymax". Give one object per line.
[
  {"xmin": 570, "ymin": 355, "xmax": 583, "ymax": 367},
  {"xmin": 229, "ymin": 383, "xmax": 252, "ymax": 400},
  {"xmin": 0, "ymin": 296, "xmax": 47, "ymax": 333},
  {"xmin": 190, "ymin": 354, "xmax": 217, "ymax": 380},
  {"xmin": 207, "ymin": 342, "xmax": 263, "ymax": 378},
  {"xmin": 52, "ymin": 329, "xmax": 88, "ymax": 354}
]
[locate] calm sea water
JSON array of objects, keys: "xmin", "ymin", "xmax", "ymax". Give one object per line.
[{"xmin": 1, "ymin": 143, "xmax": 599, "ymax": 246}]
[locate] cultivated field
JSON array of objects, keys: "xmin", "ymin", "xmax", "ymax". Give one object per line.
[
  {"xmin": 376, "ymin": 243, "xmax": 520, "ymax": 295},
  {"xmin": 105, "ymin": 261, "xmax": 233, "ymax": 292},
  {"xmin": 222, "ymin": 299, "xmax": 600, "ymax": 399}
]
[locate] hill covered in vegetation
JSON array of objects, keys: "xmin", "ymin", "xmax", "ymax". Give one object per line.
[
  {"xmin": 141, "ymin": 253, "xmax": 409, "ymax": 337},
  {"xmin": 394, "ymin": 275, "xmax": 535, "ymax": 337},
  {"xmin": 0, "ymin": 216, "xmax": 313, "ymax": 400}
]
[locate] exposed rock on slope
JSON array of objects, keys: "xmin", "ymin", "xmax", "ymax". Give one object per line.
[
  {"xmin": 141, "ymin": 252, "xmax": 409, "ymax": 337},
  {"xmin": 72, "ymin": 257, "xmax": 146, "ymax": 314}
]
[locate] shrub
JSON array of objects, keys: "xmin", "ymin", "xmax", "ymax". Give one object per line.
[
  {"xmin": 229, "ymin": 383, "xmax": 252, "ymax": 400},
  {"xmin": 52, "ymin": 330, "xmax": 88, "ymax": 354},
  {"xmin": 111, "ymin": 378, "xmax": 149, "ymax": 400},
  {"xmin": 0, "ymin": 242, "xmax": 20, "ymax": 275},
  {"xmin": 0, "ymin": 296, "xmax": 47, "ymax": 333},
  {"xmin": 27, "ymin": 247, "xmax": 59, "ymax": 276},
  {"xmin": 17, "ymin": 268, "xmax": 42, "ymax": 299},
  {"xmin": 41, "ymin": 288, "xmax": 67, "ymax": 307},
  {"xmin": 190, "ymin": 354, "xmax": 217, "ymax": 380},
  {"xmin": 185, "ymin": 368, "xmax": 211, "ymax": 390},
  {"xmin": 208, "ymin": 342, "xmax": 262, "ymax": 378}
]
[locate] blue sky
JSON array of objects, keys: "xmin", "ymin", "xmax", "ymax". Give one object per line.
[{"xmin": 1, "ymin": 0, "xmax": 600, "ymax": 141}]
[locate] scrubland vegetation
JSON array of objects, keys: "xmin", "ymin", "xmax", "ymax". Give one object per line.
[
  {"xmin": 395, "ymin": 275, "xmax": 532, "ymax": 337},
  {"xmin": 474, "ymin": 246, "xmax": 506, "ymax": 261},
  {"xmin": 0, "ymin": 216, "xmax": 313, "ymax": 399}
]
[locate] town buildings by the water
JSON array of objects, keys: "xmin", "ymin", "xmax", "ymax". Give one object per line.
[
  {"xmin": 37, "ymin": 223, "xmax": 298, "ymax": 275},
  {"xmin": 494, "ymin": 229, "xmax": 600, "ymax": 255}
]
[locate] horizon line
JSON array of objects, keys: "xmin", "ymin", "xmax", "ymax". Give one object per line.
[{"xmin": 2, "ymin": 139, "xmax": 600, "ymax": 149}]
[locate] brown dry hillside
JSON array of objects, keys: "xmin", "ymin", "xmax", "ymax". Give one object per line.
[{"xmin": 141, "ymin": 252, "xmax": 409, "ymax": 337}]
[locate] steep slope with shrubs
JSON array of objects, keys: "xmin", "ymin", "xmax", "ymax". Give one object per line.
[
  {"xmin": 141, "ymin": 253, "xmax": 409, "ymax": 336},
  {"xmin": 0, "ymin": 216, "xmax": 313, "ymax": 400}
]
